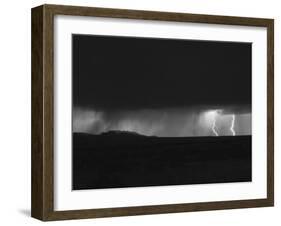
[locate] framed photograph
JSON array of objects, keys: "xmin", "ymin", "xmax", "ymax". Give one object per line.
[{"xmin": 31, "ymin": 4, "xmax": 274, "ymax": 221}]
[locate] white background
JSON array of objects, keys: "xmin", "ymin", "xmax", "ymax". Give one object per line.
[{"xmin": 0, "ymin": 0, "xmax": 279, "ymax": 225}]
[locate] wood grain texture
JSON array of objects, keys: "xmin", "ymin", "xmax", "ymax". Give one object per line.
[
  {"xmin": 46, "ymin": 198, "xmax": 272, "ymax": 221},
  {"xmin": 31, "ymin": 5, "xmax": 44, "ymax": 220},
  {"xmin": 45, "ymin": 4, "xmax": 272, "ymax": 26},
  {"xmin": 31, "ymin": 5, "xmax": 55, "ymax": 220},
  {"xmin": 31, "ymin": 4, "xmax": 274, "ymax": 221},
  {"xmin": 267, "ymin": 19, "xmax": 274, "ymax": 205}
]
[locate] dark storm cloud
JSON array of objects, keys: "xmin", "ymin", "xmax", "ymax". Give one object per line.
[
  {"xmin": 72, "ymin": 34, "xmax": 252, "ymax": 137},
  {"xmin": 72, "ymin": 34, "xmax": 252, "ymax": 112}
]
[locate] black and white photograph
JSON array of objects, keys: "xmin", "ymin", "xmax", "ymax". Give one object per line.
[
  {"xmin": 30, "ymin": 4, "xmax": 274, "ymax": 221},
  {"xmin": 29, "ymin": 3, "xmax": 275, "ymax": 221},
  {"xmin": 72, "ymin": 34, "xmax": 252, "ymax": 190}
]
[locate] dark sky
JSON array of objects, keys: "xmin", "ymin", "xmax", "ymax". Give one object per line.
[{"xmin": 72, "ymin": 34, "xmax": 252, "ymax": 112}]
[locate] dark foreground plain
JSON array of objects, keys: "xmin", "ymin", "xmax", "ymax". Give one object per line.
[{"xmin": 73, "ymin": 132, "xmax": 252, "ymax": 190}]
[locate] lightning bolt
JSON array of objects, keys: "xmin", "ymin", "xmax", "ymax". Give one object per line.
[
  {"xmin": 212, "ymin": 113, "xmax": 219, "ymax": 136},
  {"xmin": 230, "ymin": 114, "xmax": 236, "ymax": 136}
]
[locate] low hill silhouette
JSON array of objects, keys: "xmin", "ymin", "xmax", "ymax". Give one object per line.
[{"xmin": 100, "ymin": 130, "xmax": 153, "ymax": 137}]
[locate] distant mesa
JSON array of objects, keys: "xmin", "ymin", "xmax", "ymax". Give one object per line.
[{"xmin": 100, "ymin": 130, "xmax": 151, "ymax": 137}]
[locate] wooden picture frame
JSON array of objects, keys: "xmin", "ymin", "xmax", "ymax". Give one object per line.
[{"xmin": 31, "ymin": 4, "xmax": 274, "ymax": 221}]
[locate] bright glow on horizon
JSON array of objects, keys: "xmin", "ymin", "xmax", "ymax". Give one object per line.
[
  {"xmin": 73, "ymin": 107, "xmax": 249, "ymax": 137},
  {"xmin": 205, "ymin": 110, "xmax": 237, "ymax": 136}
]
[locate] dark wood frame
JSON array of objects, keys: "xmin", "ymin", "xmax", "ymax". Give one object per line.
[{"xmin": 31, "ymin": 4, "xmax": 274, "ymax": 221}]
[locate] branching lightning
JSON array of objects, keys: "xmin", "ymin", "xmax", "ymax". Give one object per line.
[
  {"xmin": 207, "ymin": 110, "xmax": 236, "ymax": 136},
  {"xmin": 230, "ymin": 114, "xmax": 236, "ymax": 136},
  {"xmin": 211, "ymin": 113, "xmax": 219, "ymax": 136}
]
